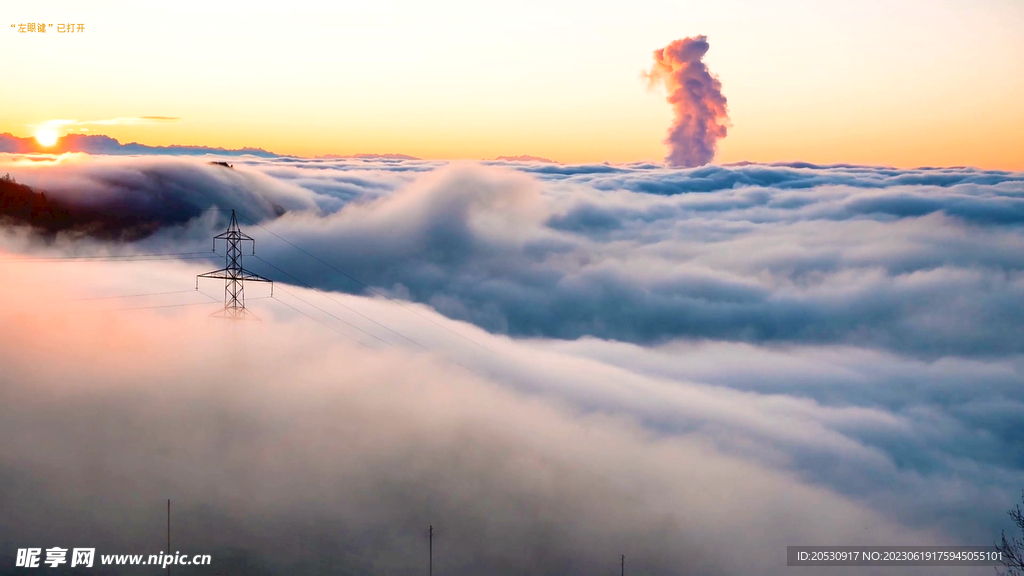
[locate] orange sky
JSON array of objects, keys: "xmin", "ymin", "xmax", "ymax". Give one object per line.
[{"xmin": 2, "ymin": 0, "xmax": 1022, "ymax": 169}]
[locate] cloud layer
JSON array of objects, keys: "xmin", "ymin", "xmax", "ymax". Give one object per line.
[
  {"xmin": 4, "ymin": 155, "xmax": 1024, "ymax": 357},
  {"xmin": 0, "ymin": 257, "xmax": 999, "ymax": 575},
  {"xmin": 0, "ymin": 153, "xmax": 1021, "ymax": 573}
]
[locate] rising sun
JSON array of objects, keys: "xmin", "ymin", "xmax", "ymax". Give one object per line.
[{"xmin": 34, "ymin": 127, "xmax": 59, "ymax": 147}]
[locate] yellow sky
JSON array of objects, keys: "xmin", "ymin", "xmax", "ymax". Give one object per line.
[{"xmin": 2, "ymin": 0, "xmax": 1023, "ymax": 168}]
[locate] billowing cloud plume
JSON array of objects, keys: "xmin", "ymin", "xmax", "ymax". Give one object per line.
[{"xmin": 646, "ymin": 36, "xmax": 729, "ymax": 167}]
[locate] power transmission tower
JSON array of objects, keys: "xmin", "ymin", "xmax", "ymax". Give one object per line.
[{"xmin": 197, "ymin": 209, "xmax": 272, "ymax": 319}]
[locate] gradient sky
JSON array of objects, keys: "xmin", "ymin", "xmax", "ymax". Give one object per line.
[{"xmin": 2, "ymin": 0, "xmax": 1022, "ymax": 168}]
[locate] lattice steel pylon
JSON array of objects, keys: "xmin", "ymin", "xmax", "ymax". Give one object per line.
[{"xmin": 196, "ymin": 209, "xmax": 272, "ymax": 319}]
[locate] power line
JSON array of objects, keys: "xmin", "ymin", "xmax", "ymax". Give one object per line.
[
  {"xmin": 0, "ymin": 254, "xmax": 213, "ymax": 263},
  {"xmin": 88, "ymin": 291, "xmax": 267, "ymax": 313},
  {"xmin": 53, "ymin": 289, "xmax": 200, "ymax": 303},
  {"xmin": 92, "ymin": 290, "xmax": 222, "ymax": 313},
  {"xmin": 82, "ymin": 300, "xmax": 220, "ymax": 314},
  {"xmin": 260, "ymin": 260, "xmax": 470, "ymax": 369},
  {"xmin": 0, "ymin": 251, "xmax": 210, "ymax": 260},
  {"xmin": 2, "ymin": 209, "xmax": 498, "ymax": 363},
  {"xmin": 252, "ymin": 255, "xmax": 429, "ymax": 351},
  {"xmin": 230, "ymin": 211, "xmax": 500, "ymax": 356},
  {"xmin": 0, "ymin": 291, "xmax": 222, "ymax": 321},
  {"xmin": 273, "ymin": 285, "xmax": 391, "ymax": 347},
  {"xmin": 266, "ymin": 292, "xmax": 371, "ymax": 348},
  {"xmin": 92, "ymin": 294, "xmax": 273, "ymax": 314}
]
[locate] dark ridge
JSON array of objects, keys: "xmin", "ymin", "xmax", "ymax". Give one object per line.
[{"xmin": 0, "ymin": 173, "xmax": 174, "ymax": 241}]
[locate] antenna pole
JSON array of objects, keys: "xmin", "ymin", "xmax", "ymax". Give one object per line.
[
  {"xmin": 429, "ymin": 525, "xmax": 433, "ymax": 576},
  {"xmin": 167, "ymin": 499, "xmax": 171, "ymax": 576}
]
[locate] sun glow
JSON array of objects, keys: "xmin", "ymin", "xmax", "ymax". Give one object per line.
[{"xmin": 35, "ymin": 127, "xmax": 59, "ymax": 147}]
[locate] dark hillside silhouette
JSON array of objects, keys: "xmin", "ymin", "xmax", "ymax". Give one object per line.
[{"xmin": 0, "ymin": 174, "xmax": 167, "ymax": 240}]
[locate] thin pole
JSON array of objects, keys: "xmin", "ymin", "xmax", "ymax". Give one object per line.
[
  {"xmin": 429, "ymin": 525, "xmax": 433, "ymax": 576},
  {"xmin": 621, "ymin": 554, "xmax": 624, "ymax": 576},
  {"xmin": 167, "ymin": 499, "xmax": 171, "ymax": 576}
]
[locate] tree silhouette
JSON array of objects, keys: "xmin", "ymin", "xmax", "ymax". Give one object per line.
[{"xmin": 998, "ymin": 490, "xmax": 1024, "ymax": 575}]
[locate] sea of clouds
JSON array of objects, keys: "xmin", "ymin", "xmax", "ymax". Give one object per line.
[{"xmin": 0, "ymin": 153, "xmax": 1021, "ymax": 574}]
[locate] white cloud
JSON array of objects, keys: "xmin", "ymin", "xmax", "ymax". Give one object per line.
[{"xmin": 0, "ymin": 154, "xmax": 1021, "ymax": 573}]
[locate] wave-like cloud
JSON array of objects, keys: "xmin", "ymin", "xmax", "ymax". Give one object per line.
[
  {"xmin": 0, "ymin": 153, "xmax": 1020, "ymax": 573},
  {"xmin": 0, "ymin": 258, "xmax": 1001, "ymax": 575},
  {"xmin": 3, "ymin": 155, "xmax": 1024, "ymax": 357}
]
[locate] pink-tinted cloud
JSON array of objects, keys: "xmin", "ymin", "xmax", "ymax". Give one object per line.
[{"xmin": 646, "ymin": 36, "xmax": 729, "ymax": 167}]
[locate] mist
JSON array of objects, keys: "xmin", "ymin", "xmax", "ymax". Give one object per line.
[
  {"xmin": 0, "ymin": 152, "xmax": 1021, "ymax": 574},
  {"xmin": 0, "ymin": 258, "xmax": 991, "ymax": 575}
]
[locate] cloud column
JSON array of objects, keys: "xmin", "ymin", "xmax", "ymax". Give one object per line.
[{"xmin": 646, "ymin": 36, "xmax": 730, "ymax": 167}]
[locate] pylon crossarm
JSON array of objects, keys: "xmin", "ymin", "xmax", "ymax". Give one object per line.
[
  {"xmin": 197, "ymin": 269, "xmax": 233, "ymax": 280},
  {"xmin": 237, "ymin": 270, "xmax": 272, "ymax": 283},
  {"xmin": 197, "ymin": 269, "xmax": 272, "ymax": 286},
  {"xmin": 213, "ymin": 231, "xmax": 254, "ymax": 242}
]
